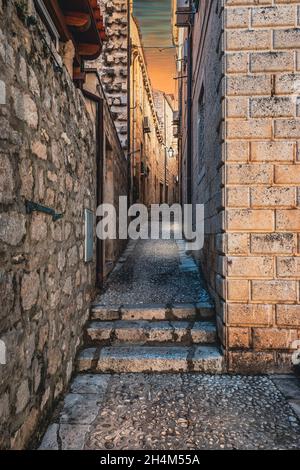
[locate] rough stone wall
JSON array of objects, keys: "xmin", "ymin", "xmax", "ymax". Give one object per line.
[
  {"xmin": 0, "ymin": 2, "xmax": 98, "ymax": 448},
  {"xmin": 93, "ymin": 0, "xmax": 128, "ymax": 149},
  {"xmin": 224, "ymin": 0, "xmax": 300, "ymax": 373}
]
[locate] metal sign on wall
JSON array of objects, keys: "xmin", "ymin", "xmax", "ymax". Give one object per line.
[{"xmin": 85, "ymin": 209, "xmax": 94, "ymax": 263}]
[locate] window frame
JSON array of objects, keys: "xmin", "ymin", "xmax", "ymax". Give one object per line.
[{"xmin": 34, "ymin": 0, "xmax": 60, "ymax": 50}]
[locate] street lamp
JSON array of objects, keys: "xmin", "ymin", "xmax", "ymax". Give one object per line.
[{"xmin": 168, "ymin": 147, "xmax": 174, "ymax": 158}]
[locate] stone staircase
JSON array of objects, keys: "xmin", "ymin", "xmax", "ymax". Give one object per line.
[{"xmin": 77, "ymin": 302, "xmax": 224, "ymax": 373}]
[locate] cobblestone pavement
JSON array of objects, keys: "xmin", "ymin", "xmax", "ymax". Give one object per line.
[
  {"xmin": 40, "ymin": 373, "xmax": 300, "ymax": 450},
  {"xmin": 97, "ymin": 238, "xmax": 210, "ymax": 306}
]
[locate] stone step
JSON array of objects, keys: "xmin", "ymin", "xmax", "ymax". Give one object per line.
[
  {"xmin": 76, "ymin": 345, "xmax": 224, "ymax": 374},
  {"xmin": 86, "ymin": 320, "xmax": 217, "ymax": 345},
  {"xmin": 90, "ymin": 302, "xmax": 215, "ymax": 322}
]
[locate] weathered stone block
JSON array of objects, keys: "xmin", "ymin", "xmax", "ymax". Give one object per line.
[
  {"xmin": 276, "ymin": 209, "xmax": 300, "ymax": 231},
  {"xmin": 226, "ymin": 163, "xmax": 273, "ymax": 184},
  {"xmin": 226, "ymin": 74, "xmax": 271, "ymax": 96},
  {"xmin": 251, "ymin": 141, "xmax": 294, "ymax": 162},
  {"xmin": 21, "ymin": 271, "xmax": 40, "ymax": 310},
  {"xmin": 275, "ymin": 73, "xmax": 300, "ymax": 94},
  {"xmin": 227, "ymin": 279, "xmax": 249, "ymax": 301},
  {"xmin": 251, "ymin": 6, "xmax": 295, "ymax": 27},
  {"xmin": 16, "ymin": 380, "xmax": 30, "ymax": 414},
  {"xmin": 250, "ymin": 97, "xmax": 294, "ymax": 118},
  {"xmin": 11, "ymin": 88, "xmax": 38, "ymax": 128},
  {"xmin": 227, "ymin": 303, "xmax": 273, "ymax": 326},
  {"xmin": 274, "ymin": 120, "xmax": 300, "ymax": 139},
  {"xmin": 277, "ymin": 256, "xmax": 300, "ymax": 277},
  {"xmin": 226, "ymin": 141, "xmax": 249, "ymax": 162},
  {"xmin": 275, "ymin": 165, "xmax": 300, "ymax": 184},
  {"xmin": 274, "ymin": 28, "xmax": 300, "ymax": 49},
  {"xmin": 0, "ymin": 212, "xmax": 26, "ymax": 246},
  {"xmin": 30, "ymin": 213, "xmax": 47, "ymax": 241},
  {"xmin": 251, "ymin": 51, "xmax": 294, "ymax": 74},
  {"xmin": 228, "ymin": 351, "xmax": 275, "ymax": 374},
  {"xmin": 253, "ymin": 327, "xmax": 297, "ymax": 350},
  {"xmin": 228, "ymin": 256, "xmax": 274, "ymax": 277},
  {"xmin": 251, "ymin": 187, "xmax": 296, "ymax": 208},
  {"xmin": 226, "ymin": 187, "xmax": 250, "ymax": 207},
  {"xmin": 226, "ymin": 52, "xmax": 248, "ymax": 73},
  {"xmin": 0, "ymin": 154, "xmax": 14, "ymax": 203},
  {"xmin": 228, "ymin": 327, "xmax": 250, "ymax": 348},
  {"xmin": 250, "ymin": 233, "xmax": 297, "ymax": 254},
  {"xmin": 276, "ymin": 305, "xmax": 300, "ymax": 327},
  {"xmin": 226, "ymin": 29, "xmax": 271, "ymax": 51},
  {"xmin": 226, "ymin": 8, "xmax": 250, "ymax": 28},
  {"xmin": 227, "ymin": 209, "xmax": 274, "ymax": 231},
  {"xmin": 252, "ymin": 280, "xmax": 297, "ymax": 301},
  {"xmin": 227, "ymin": 233, "xmax": 249, "ymax": 254}
]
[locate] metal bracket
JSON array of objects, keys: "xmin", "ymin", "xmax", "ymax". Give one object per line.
[{"xmin": 25, "ymin": 200, "xmax": 63, "ymax": 222}]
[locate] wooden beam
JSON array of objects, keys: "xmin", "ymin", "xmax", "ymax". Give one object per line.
[
  {"xmin": 43, "ymin": 0, "xmax": 71, "ymax": 41},
  {"xmin": 64, "ymin": 11, "xmax": 91, "ymax": 31},
  {"xmin": 89, "ymin": 0, "xmax": 98, "ymax": 8},
  {"xmin": 77, "ymin": 43, "xmax": 101, "ymax": 58},
  {"xmin": 93, "ymin": 9, "xmax": 102, "ymax": 21},
  {"xmin": 73, "ymin": 67, "xmax": 86, "ymax": 82}
]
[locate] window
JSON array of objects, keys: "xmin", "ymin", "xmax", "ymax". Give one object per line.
[
  {"xmin": 197, "ymin": 87, "xmax": 205, "ymax": 169},
  {"xmin": 34, "ymin": 0, "xmax": 60, "ymax": 49}
]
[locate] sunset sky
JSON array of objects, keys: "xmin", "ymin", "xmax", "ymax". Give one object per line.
[{"xmin": 133, "ymin": 0, "xmax": 176, "ymax": 94}]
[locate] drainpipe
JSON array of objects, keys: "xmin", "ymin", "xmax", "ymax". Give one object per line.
[
  {"xmin": 164, "ymin": 95, "xmax": 167, "ymax": 204},
  {"xmin": 127, "ymin": 0, "xmax": 132, "ymax": 206},
  {"xmin": 186, "ymin": 0, "xmax": 193, "ymax": 205},
  {"xmin": 82, "ymin": 89, "xmax": 104, "ymax": 288}
]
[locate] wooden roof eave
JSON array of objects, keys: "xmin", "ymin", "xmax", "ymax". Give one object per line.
[{"xmin": 43, "ymin": 0, "xmax": 105, "ymax": 61}]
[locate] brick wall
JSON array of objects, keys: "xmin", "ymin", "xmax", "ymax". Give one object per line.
[{"xmin": 224, "ymin": 0, "xmax": 300, "ymax": 373}]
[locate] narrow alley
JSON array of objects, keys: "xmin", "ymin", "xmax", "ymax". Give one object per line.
[
  {"xmin": 1, "ymin": 0, "xmax": 300, "ymax": 454},
  {"xmin": 39, "ymin": 234, "xmax": 300, "ymax": 450}
]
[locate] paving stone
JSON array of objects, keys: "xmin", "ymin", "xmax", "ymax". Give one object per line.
[
  {"xmin": 38, "ymin": 423, "xmax": 59, "ymax": 450},
  {"xmin": 90, "ymin": 306, "xmax": 120, "ymax": 321},
  {"xmin": 191, "ymin": 322, "xmax": 217, "ymax": 343},
  {"xmin": 81, "ymin": 374, "xmax": 300, "ymax": 450},
  {"xmin": 192, "ymin": 346, "xmax": 224, "ymax": 373},
  {"xmin": 97, "ymin": 346, "xmax": 190, "ymax": 373},
  {"xmin": 121, "ymin": 305, "xmax": 167, "ymax": 321},
  {"xmin": 271, "ymin": 376, "xmax": 300, "ymax": 400},
  {"xmin": 77, "ymin": 348, "xmax": 98, "ymax": 372},
  {"xmin": 94, "ymin": 239, "xmax": 210, "ymax": 306},
  {"xmin": 70, "ymin": 375, "xmax": 110, "ymax": 395},
  {"xmin": 59, "ymin": 424, "xmax": 91, "ymax": 450},
  {"xmin": 196, "ymin": 302, "xmax": 215, "ymax": 318},
  {"xmin": 59, "ymin": 393, "xmax": 100, "ymax": 425},
  {"xmin": 288, "ymin": 400, "xmax": 300, "ymax": 420},
  {"xmin": 87, "ymin": 320, "xmax": 216, "ymax": 345},
  {"xmin": 172, "ymin": 304, "xmax": 197, "ymax": 319}
]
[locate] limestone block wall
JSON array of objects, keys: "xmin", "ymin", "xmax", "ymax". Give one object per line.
[
  {"xmin": 224, "ymin": 0, "xmax": 300, "ymax": 373},
  {"xmin": 95, "ymin": 0, "xmax": 129, "ymax": 149},
  {"xmin": 188, "ymin": 2, "xmax": 225, "ymax": 344},
  {"xmin": 0, "ymin": 2, "xmax": 98, "ymax": 448}
]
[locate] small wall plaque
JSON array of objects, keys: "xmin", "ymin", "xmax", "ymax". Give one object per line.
[{"xmin": 85, "ymin": 209, "xmax": 94, "ymax": 263}]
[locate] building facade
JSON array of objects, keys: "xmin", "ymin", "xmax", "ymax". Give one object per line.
[
  {"xmin": 176, "ymin": 0, "xmax": 300, "ymax": 373},
  {"xmin": 0, "ymin": 0, "xmax": 127, "ymax": 449},
  {"xmin": 130, "ymin": 14, "xmax": 165, "ymax": 207},
  {"xmin": 154, "ymin": 90, "xmax": 179, "ymax": 204}
]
